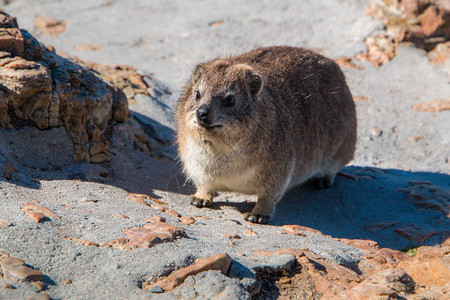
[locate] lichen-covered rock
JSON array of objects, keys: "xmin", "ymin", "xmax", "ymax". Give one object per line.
[{"xmin": 0, "ymin": 10, "xmax": 128, "ymax": 162}]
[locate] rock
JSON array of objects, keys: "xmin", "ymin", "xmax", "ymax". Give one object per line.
[
  {"xmin": 23, "ymin": 210, "xmax": 47, "ymax": 223},
  {"xmin": 141, "ymin": 215, "xmax": 166, "ymax": 223},
  {"xmin": 62, "ymin": 237, "xmax": 100, "ymax": 247},
  {"xmin": 412, "ymin": 98, "xmax": 450, "ymax": 112},
  {"xmin": 394, "ymin": 224, "xmax": 440, "ymax": 245},
  {"xmin": 353, "ymin": 95, "xmax": 374, "ymax": 102},
  {"xmin": 0, "ymin": 218, "xmax": 12, "ymax": 227},
  {"xmin": 0, "ymin": 256, "xmax": 43, "ymax": 282},
  {"xmin": 21, "ymin": 202, "xmax": 59, "ymax": 219},
  {"xmin": 227, "ymin": 260, "xmax": 260, "ymax": 296},
  {"xmin": 0, "ymin": 10, "xmax": 128, "ymax": 162},
  {"xmin": 397, "ymin": 182, "xmax": 450, "ymax": 217},
  {"xmin": 179, "ymin": 216, "xmax": 196, "ymax": 225},
  {"xmin": 102, "ymin": 222, "xmax": 184, "ymax": 250},
  {"xmin": 146, "ymin": 253, "xmax": 232, "ymax": 292},
  {"xmin": 34, "ymin": 15, "xmax": 67, "ymax": 36},
  {"xmin": 359, "ymin": 248, "xmax": 409, "ymax": 276},
  {"xmin": 165, "ymin": 208, "xmax": 181, "ymax": 217},
  {"xmin": 364, "ymin": 220, "xmax": 400, "ymax": 232},
  {"xmin": 250, "ymin": 254, "xmax": 297, "ymax": 273},
  {"xmin": 115, "ymin": 214, "xmax": 129, "ymax": 219},
  {"xmin": 169, "ymin": 270, "xmax": 250, "ymax": 299},
  {"xmin": 2, "ymin": 283, "xmax": 15, "ymax": 289},
  {"xmin": 148, "ymin": 285, "xmax": 164, "ymax": 293},
  {"xmin": 354, "ymin": 34, "xmax": 397, "ymax": 67},
  {"xmin": 26, "ymin": 293, "xmax": 52, "ymax": 300},
  {"xmin": 341, "ymin": 268, "xmax": 415, "ymax": 299},
  {"xmin": 337, "ymin": 238, "xmax": 379, "ymax": 251},
  {"xmin": 75, "ymin": 44, "xmax": 102, "ymax": 51},
  {"xmin": 61, "ymin": 278, "xmax": 72, "ymax": 285},
  {"xmin": 242, "ymin": 228, "xmax": 258, "ymax": 236},
  {"xmin": 128, "ymin": 193, "xmax": 149, "ymax": 206},
  {"xmin": 281, "ymin": 224, "xmax": 322, "ymax": 236},
  {"xmin": 398, "ymin": 246, "xmax": 450, "ymax": 287}
]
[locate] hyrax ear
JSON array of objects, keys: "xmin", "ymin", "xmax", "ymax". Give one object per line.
[
  {"xmin": 247, "ymin": 72, "xmax": 263, "ymax": 96},
  {"xmin": 191, "ymin": 64, "xmax": 205, "ymax": 83}
]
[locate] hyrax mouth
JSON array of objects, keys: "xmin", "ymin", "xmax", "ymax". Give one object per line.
[{"xmin": 195, "ymin": 121, "xmax": 222, "ymax": 131}]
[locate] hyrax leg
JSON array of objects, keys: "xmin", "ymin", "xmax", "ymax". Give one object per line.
[
  {"xmin": 307, "ymin": 173, "xmax": 336, "ymax": 189},
  {"xmin": 244, "ymin": 191, "xmax": 283, "ymax": 224},
  {"xmin": 191, "ymin": 186, "xmax": 214, "ymax": 208}
]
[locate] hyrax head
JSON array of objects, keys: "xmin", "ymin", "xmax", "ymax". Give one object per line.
[{"xmin": 184, "ymin": 62, "xmax": 263, "ymax": 134}]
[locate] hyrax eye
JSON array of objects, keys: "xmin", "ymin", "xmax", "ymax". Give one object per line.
[
  {"xmin": 222, "ymin": 95, "xmax": 235, "ymax": 107},
  {"xmin": 195, "ymin": 91, "xmax": 201, "ymax": 102}
]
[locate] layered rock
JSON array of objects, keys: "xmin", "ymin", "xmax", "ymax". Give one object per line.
[{"xmin": 0, "ymin": 10, "xmax": 128, "ymax": 162}]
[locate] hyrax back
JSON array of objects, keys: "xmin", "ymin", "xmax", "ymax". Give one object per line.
[{"xmin": 176, "ymin": 46, "xmax": 356, "ymax": 224}]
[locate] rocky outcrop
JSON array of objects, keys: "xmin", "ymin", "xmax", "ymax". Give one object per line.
[{"xmin": 0, "ymin": 10, "xmax": 128, "ymax": 162}]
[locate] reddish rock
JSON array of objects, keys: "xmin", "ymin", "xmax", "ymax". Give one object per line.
[
  {"xmin": 419, "ymin": 5, "xmax": 446, "ymax": 36},
  {"xmin": 364, "ymin": 221, "xmax": 400, "ymax": 232},
  {"xmin": 165, "ymin": 208, "xmax": 181, "ymax": 218},
  {"xmin": 282, "ymin": 224, "xmax": 322, "ymax": 236},
  {"xmin": 128, "ymin": 193, "xmax": 149, "ymax": 206},
  {"xmin": 353, "ymin": 95, "xmax": 374, "ymax": 103},
  {"xmin": 359, "ymin": 248, "xmax": 409, "ymax": 276},
  {"xmin": 428, "ymin": 41, "xmax": 450, "ymax": 65},
  {"xmin": 115, "ymin": 214, "xmax": 129, "ymax": 219},
  {"xmin": 103, "ymin": 223, "xmax": 184, "ymax": 250},
  {"xmin": 412, "ymin": 98, "xmax": 450, "ymax": 112},
  {"xmin": 141, "ymin": 215, "xmax": 166, "ymax": 223},
  {"xmin": 224, "ymin": 234, "xmax": 241, "ymax": 239},
  {"xmin": 62, "ymin": 237, "xmax": 100, "ymax": 247},
  {"xmin": 242, "ymin": 228, "xmax": 258, "ymax": 236},
  {"xmin": 0, "ymin": 218, "xmax": 12, "ymax": 227},
  {"xmin": 398, "ymin": 246, "xmax": 450, "ymax": 287},
  {"xmin": 341, "ymin": 268, "xmax": 415, "ymax": 299},
  {"xmin": 0, "ymin": 256, "xmax": 43, "ymax": 282},
  {"xmin": 147, "ymin": 253, "xmax": 232, "ymax": 292},
  {"xmin": 61, "ymin": 278, "xmax": 72, "ymax": 285},
  {"xmin": 355, "ymin": 34, "xmax": 397, "ymax": 67},
  {"xmin": 2, "ymin": 283, "xmax": 15, "ymax": 289},
  {"xmin": 21, "ymin": 202, "xmax": 59, "ymax": 219},
  {"xmin": 150, "ymin": 203, "xmax": 166, "ymax": 212},
  {"xmin": 34, "ymin": 15, "xmax": 67, "ymax": 36},
  {"xmin": 31, "ymin": 281, "xmax": 44, "ymax": 290},
  {"xmin": 24, "ymin": 210, "xmax": 47, "ymax": 223},
  {"xmin": 75, "ymin": 44, "xmax": 102, "ymax": 51},
  {"xmin": 337, "ymin": 238, "xmax": 379, "ymax": 251},
  {"xmin": 394, "ymin": 224, "xmax": 440, "ymax": 245},
  {"xmin": 178, "ymin": 216, "xmax": 196, "ymax": 225}
]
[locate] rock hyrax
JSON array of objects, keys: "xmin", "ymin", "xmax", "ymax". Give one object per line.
[{"xmin": 176, "ymin": 46, "xmax": 356, "ymax": 224}]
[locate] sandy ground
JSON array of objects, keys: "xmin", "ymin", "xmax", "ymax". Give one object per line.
[{"xmin": 1, "ymin": 0, "xmax": 449, "ymax": 299}]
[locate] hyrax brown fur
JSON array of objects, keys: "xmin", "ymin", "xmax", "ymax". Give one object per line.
[{"xmin": 176, "ymin": 46, "xmax": 356, "ymax": 224}]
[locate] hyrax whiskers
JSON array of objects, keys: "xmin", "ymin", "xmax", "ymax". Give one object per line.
[{"xmin": 176, "ymin": 46, "xmax": 356, "ymax": 224}]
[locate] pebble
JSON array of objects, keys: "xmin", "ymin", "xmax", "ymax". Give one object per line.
[
  {"xmin": 178, "ymin": 216, "xmax": 195, "ymax": 225},
  {"xmin": 149, "ymin": 285, "xmax": 164, "ymax": 293},
  {"xmin": 0, "ymin": 218, "xmax": 12, "ymax": 227},
  {"xmin": 2, "ymin": 283, "xmax": 15, "ymax": 289},
  {"xmin": 61, "ymin": 278, "xmax": 72, "ymax": 285},
  {"xmin": 242, "ymin": 228, "xmax": 258, "ymax": 236},
  {"xmin": 369, "ymin": 127, "xmax": 382, "ymax": 137}
]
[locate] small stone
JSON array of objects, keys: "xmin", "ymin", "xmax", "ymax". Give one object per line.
[
  {"xmin": 115, "ymin": 214, "xmax": 129, "ymax": 219},
  {"xmin": 412, "ymin": 99, "xmax": 450, "ymax": 112},
  {"xmin": 26, "ymin": 292, "xmax": 52, "ymax": 300},
  {"xmin": 62, "ymin": 237, "xmax": 100, "ymax": 247},
  {"xmin": 242, "ymin": 228, "xmax": 258, "ymax": 236},
  {"xmin": 32, "ymin": 281, "xmax": 44, "ymax": 290},
  {"xmin": 353, "ymin": 95, "xmax": 374, "ymax": 102},
  {"xmin": 337, "ymin": 238, "xmax": 379, "ymax": 251},
  {"xmin": 34, "ymin": 15, "xmax": 67, "ymax": 36},
  {"xmin": 75, "ymin": 44, "xmax": 102, "ymax": 51},
  {"xmin": 179, "ymin": 216, "xmax": 195, "ymax": 225},
  {"xmin": 369, "ymin": 127, "xmax": 382, "ymax": 137},
  {"xmin": 0, "ymin": 218, "xmax": 12, "ymax": 227},
  {"xmin": 61, "ymin": 278, "xmax": 72, "ymax": 285},
  {"xmin": 90, "ymin": 153, "xmax": 110, "ymax": 163},
  {"xmin": 141, "ymin": 216, "xmax": 166, "ymax": 223},
  {"xmin": 2, "ymin": 283, "xmax": 15, "ymax": 289},
  {"xmin": 408, "ymin": 136, "xmax": 424, "ymax": 142},
  {"xmin": 21, "ymin": 202, "xmax": 59, "ymax": 219},
  {"xmin": 282, "ymin": 224, "xmax": 322, "ymax": 236},
  {"xmin": 165, "ymin": 208, "xmax": 181, "ymax": 217},
  {"xmin": 147, "ymin": 253, "xmax": 232, "ymax": 292},
  {"xmin": 149, "ymin": 285, "xmax": 164, "ymax": 293},
  {"xmin": 224, "ymin": 234, "xmax": 241, "ymax": 239},
  {"xmin": 128, "ymin": 193, "xmax": 149, "ymax": 206},
  {"xmin": 24, "ymin": 210, "xmax": 47, "ymax": 223},
  {"xmin": 0, "ymin": 256, "xmax": 43, "ymax": 282},
  {"xmin": 333, "ymin": 57, "xmax": 363, "ymax": 70}
]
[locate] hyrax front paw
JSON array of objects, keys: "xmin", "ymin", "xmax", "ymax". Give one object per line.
[
  {"xmin": 190, "ymin": 196, "xmax": 212, "ymax": 208},
  {"xmin": 244, "ymin": 213, "xmax": 270, "ymax": 224}
]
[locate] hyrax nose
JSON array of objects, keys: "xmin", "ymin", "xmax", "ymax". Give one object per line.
[{"xmin": 196, "ymin": 105, "xmax": 210, "ymax": 122}]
